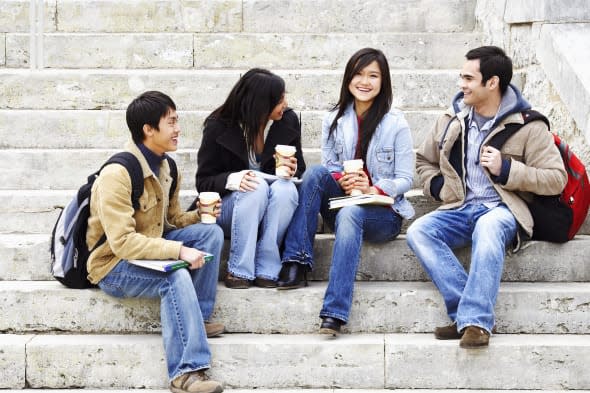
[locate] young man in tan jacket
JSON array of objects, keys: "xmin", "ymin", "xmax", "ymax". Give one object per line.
[
  {"xmin": 406, "ymin": 46, "xmax": 567, "ymax": 348},
  {"xmin": 87, "ymin": 91, "xmax": 224, "ymax": 393}
]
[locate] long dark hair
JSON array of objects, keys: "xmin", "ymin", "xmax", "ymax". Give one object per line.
[
  {"xmin": 206, "ymin": 68, "xmax": 285, "ymax": 151},
  {"xmin": 329, "ymin": 48, "xmax": 392, "ymax": 161}
]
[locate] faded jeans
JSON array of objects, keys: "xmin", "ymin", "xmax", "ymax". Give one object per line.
[
  {"xmin": 282, "ymin": 165, "xmax": 402, "ymax": 322},
  {"xmin": 98, "ymin": 223, "xmax": 224, "ymax": 381},
  {"xmin": 218, "ymin": 175, "xmax": 299, "ymax": 281},
  {"xmin": 406, "ymin": 203, "xmax": 517, "ymax": 333}
]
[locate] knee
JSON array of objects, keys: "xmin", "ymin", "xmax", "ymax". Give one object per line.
[
  {"xmin": 302, "ymin": 165, "xmax": 329, "ymax": 184},
  {"xmin": 270, "ymin": 180, "xmax": 298, "ymax": 204},
  {"xmin": 406, "ymin": 217, "xmax": 428, "ymax": 248},
  {"xmin": 335, "ymin": 206, "xmax": 363, "ymax": 232},
  {"xmin": 239, "ymin": 180, "xmax": 270, "ymax": 207}
]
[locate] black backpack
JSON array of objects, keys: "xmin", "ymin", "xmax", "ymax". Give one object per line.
[{"xmin": 50, "ymin": 152, "xmax": 178, "ymax": 288}]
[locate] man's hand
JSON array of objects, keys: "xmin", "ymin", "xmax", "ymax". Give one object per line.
[
  {"xmin": 179, "ymin": 246, "xmax": 206, "ymax": 270},
  {"xmin": 481, "ymin": 145, "xmax": 502, "ymax": 176}
]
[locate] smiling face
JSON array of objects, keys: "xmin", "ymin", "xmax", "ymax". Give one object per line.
[
  {"xmin": 348, "ymin": 60, "xmax": 382, "ymax": 115},
  {"xmin": 459, "ymin": 59, "xmax": 500, "ymax": 114},
  {"xmin": 143, "ymin": 108, "xmax": 180, "ymax": 155},
  {"xmin": 269, "ymin": 93, "xmax": 287, "ymax": 121}
]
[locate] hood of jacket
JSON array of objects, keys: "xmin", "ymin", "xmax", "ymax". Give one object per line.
[{"xmin": 450, "ymin": 83, "xmax": 531, "ymax": 128}]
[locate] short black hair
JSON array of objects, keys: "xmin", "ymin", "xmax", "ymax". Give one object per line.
[
  {"xmin": 465, "ymin": 46, "xmax": 513, "ymax": 95},
  {"xmin": 126, "ymin": 91, "xmax": 176, "ymax": 144}
]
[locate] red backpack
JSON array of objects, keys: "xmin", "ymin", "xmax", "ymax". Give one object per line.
[{"xmin": 489, "ymin": 110, "xmax": 590, "ymax": 242}]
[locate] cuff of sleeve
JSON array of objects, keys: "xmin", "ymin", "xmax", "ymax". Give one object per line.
[
  {"xmin": 429, "ymin": 175, "xmax": 444, "ymax": 201},
  {"xmin": 225, "ymin": 170, "xmax": 248, "ymax": 191},
  {"xmin": 373, "ymin": 185, "xmax": 386, "ymax": 196},
  {"xmin": 331, "ymin": 172, "xmax": 344, "ymax": 182},
  {"xmin": 492, "ymin": 159, "xmax": 511, "ymax": 185}
]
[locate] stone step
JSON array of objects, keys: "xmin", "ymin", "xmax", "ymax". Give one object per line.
[
  {"xmin": 5, "ymin": 391, "xmax": 588, "ymax": 393},
  {"xmin": 6, "ymin": 32, "xmax": 482, "ymax": 70},
  {"xmin": 0, "ymin": 109, "xmax": 440, "ymax": 149},
  {"xmin": 0, "ymin": 189, "xmax": 426, "ymax": 234},
  {"xmin": 0, "ymin": 69, "xmax": 495, "ymax": 111},
  {"xmin": 3, "ymin": 231, "xmax": 590, "ymax": 283},
  {"xmin": 3, "ymin": 0, "xmax": 475, "ymax": 34},
  {"xmin": 2, "ymin": 281, "xmax": 590, "ymax": 334},
  {"xmin": 1, "ymin": 148, "xmax": 315, "ymax": 190},
  {"xmin": 2, "ymin": 333, "xmax": 588, "ymax": 389}
]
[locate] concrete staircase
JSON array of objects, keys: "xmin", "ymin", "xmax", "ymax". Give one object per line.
[{"xmin": 1, "ymin": 0, "xmax": 589, "ymax": 391}]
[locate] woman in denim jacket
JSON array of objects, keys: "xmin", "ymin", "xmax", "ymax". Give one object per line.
[{"xmin": 277, "ymin": 48, "xmax": 415, "ymax": 336}]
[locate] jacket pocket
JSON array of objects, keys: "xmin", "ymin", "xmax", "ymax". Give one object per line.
[
  {"xmin": 376, "ymin": 146, "xmax": 394, "ymax": 176},
  {"xmin": 138, "ymin": 191, "xmax": 158, "ymax": 213}
]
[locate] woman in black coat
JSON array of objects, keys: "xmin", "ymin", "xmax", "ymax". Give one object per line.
[{"xmin": 195, "ymin": 68, "xmax": 306, "ymax": 288}]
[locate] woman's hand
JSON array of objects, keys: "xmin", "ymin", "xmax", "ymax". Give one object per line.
[
  {"xmin": 354, "ymin": 171, "xmax": 372, "ymax": 194},
  {"xmin": 239, "ymin": 171, "xmax": 260, "ymax": 192},
  {"xmin": 179, "ymin": 246, "xmax": 206, "ymax": 270},
  {"xmin": 274, "ymin": 154, "xmax": 298, "ymax": 178},
  {"xmin": 338, "ymin": 171, "xmax": 373, "ymax": 195},
  {"xmin": 338, "ymin": 172, "xmax": 358, "ymax": 195}
]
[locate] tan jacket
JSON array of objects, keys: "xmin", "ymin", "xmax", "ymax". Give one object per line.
[
  {"xmin": 86, "ymin": 142, "xmax": 200, "ymax": 284},
  {"xmin": 416, "ymin": 108, "xmax": 567, "ymax": 237}
]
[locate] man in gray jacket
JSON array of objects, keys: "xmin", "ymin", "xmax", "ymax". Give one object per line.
[{"xmin": 406, "ymin": 46, "xmax": 567, "ymax": 348}]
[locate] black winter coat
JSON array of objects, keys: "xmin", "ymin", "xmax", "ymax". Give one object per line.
[{"xmin": 195, "ymin": 108, "xmax": 306, "ymax": 196}]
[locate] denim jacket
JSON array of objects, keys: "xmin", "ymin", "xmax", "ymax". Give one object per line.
[{"xmin": 321, "ymin": 104, "xmax": 415, "ymax": 219}]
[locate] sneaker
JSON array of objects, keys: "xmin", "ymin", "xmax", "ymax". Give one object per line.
[
  {"xmin": 204, "ymin": 322, "xmax": 225, "ymax": 338},
  {"xmin": 459, "ymin": 326, "xmax": 490, "ymax": 348},
  {"xmin": 434, "ymin": 322, "xmax": 462, "ymax": 340},
  {"xmin": 224, "ymin": 272, "xmax": 251, "ymax": 289},
  {"xmin": 170, "ymin": 370, "xmax": 223, "ymax": 393}
]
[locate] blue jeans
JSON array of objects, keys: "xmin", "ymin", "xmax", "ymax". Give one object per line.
[
  {"xmin": 406, "ymin": 203, "xmax": 517, "ymax": 333},
  {"xmin": 218, "ymin": 175, "xmax": 299, "ymax": 281},
  {"xmin": 282, "ymin": 165, "xmax": 402, "ymax": 322},
  {"xmin": 98, "ymin": 223, "xmax": 224, "ymax": 381}
]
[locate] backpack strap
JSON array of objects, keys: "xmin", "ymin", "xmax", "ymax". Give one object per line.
[
  {"xmin": 488, "ymin": 110, "xmax": 550, "ymax": 150},
  {"xmin": 103, "ymin": 152, "xmax": 144, "ymax": 210},
  {"xmin": 165, "ymin": 155, "xmax": 178, "ymax": 201}
]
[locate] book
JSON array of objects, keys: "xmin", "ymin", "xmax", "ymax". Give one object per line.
[
  {"xmin": 128, "ymin": 253, "xmax": 214, "ymax": 272},
  {"xmin": 328, "ymin": 194, "xmax": 394, "ymax": 209}
]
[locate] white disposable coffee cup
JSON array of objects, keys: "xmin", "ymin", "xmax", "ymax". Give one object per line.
[
  {"xmin": 198, "ymin": 192, "xmax": 220, "ymax": 224},
  {"xmin": 275, "ymin": 144, "xmax": 296, "ymax": 178},
  {"xmin": 342, "ymin": 159, "xmax": 364, "ymax": 196}
]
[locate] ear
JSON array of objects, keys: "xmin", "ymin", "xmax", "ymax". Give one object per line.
[
  {"xmin": 487, "ymin": 76, "xmax": 500, "ymax": 90},
  {"xmin": 142, "ymin": 124, "xmax": 153, "ymax": 140}
]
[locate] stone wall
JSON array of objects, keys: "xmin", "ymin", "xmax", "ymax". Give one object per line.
[{"xmin": 476, "ymin": 0, "xmax": 590, "ymax": 164}]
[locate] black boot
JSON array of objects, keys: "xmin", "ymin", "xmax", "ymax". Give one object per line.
[
  {"xmin": 277, "ymin": 261, "xmax": 308, "ymax": 290},
  {"xmin": 319, "ymin": 316, "xmax": 345, "ymax": 336}
]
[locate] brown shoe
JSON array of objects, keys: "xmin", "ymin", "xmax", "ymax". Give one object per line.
[
  {"xmin": 224, "ymin": 272, "xmax": 251, "ymax": 289},
  {"xmin": 253, "ymin": 277, "xmax": 277, "ymax": 288},
  {"xmin": 434, "ymin": 322, "xmax": 462, "ymax": 340},
  {"xmin": 459, "ymin": 326, "xmax": 490, "ymax": 348},
  {"xmin": 170, "ymin": 370, "xmax": 223, "ymax": 393},
  {"xmin": 204, "ymin": 322, "xmax": 225, "ymax": 338}
]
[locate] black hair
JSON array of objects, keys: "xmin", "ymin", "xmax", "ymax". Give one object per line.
[
  {"xmin": 206, "ymin": 68, "xmax": 285, "ymax": 152},
  {"xmin": 329, "ymin": 48, "xmax": 392, "ymax": 161},
  {"xmin": 465, "ymin": 46, "xmax": 513, "ymax": 95},
  {"xmin": 126, "ymin": 91, "xmax": 176, "ymax": 144}
]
